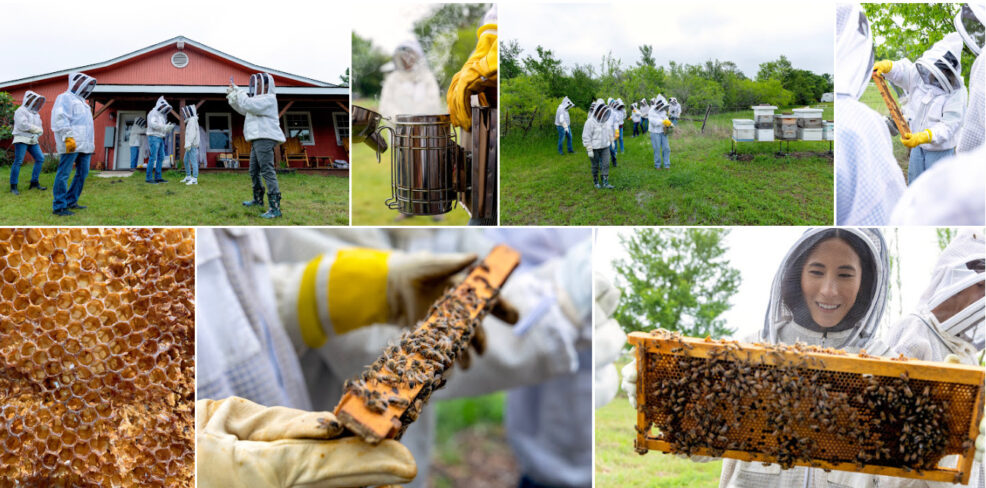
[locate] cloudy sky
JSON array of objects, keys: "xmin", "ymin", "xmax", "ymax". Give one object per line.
[
  {"xmin": 352, "ymin": 3, "xmax": 434, "ymax": 55},
  {"xmin": 0, "ymin": 0, "xmax": 350, "ymax": 85},
  {"xmin": 503, "ymin": 2, "xmax": 834, "ymax": 78},
  {"xmin": 595, "ymin": 227, "xmax": 948, "ymax": 341}
]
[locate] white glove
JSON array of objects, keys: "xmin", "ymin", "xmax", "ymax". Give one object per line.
[
  {"xmin": 594, "ymin": 271, "xmax": 627, "ymax": 408},
  {"xmin": 165, "ymin": 123, "xmax": 176, "ymax": 133},
  {"xmin": 30, "ymin": 126, "xmax": 43, "ymax": 135},
  {"xmin": 197, "ymin": 397, "xmax": 417, "ymax": 488},
  {"xmin": 226, "ymin": 83, "xmax": 237, "ymax": 95},
  {"xmin": 562, "ymin": 123, "xmax": 569, "ymax": 132},
  {"xmin": 944, "ymin": 354, "xmax": 984, "ymax": 462},
  {"xmin": 587, "ymin": 149, "xmax": 594, "ymax": 158},
  {"xmin": 621, "ymin": 358, "xmax": 638, "ymax": 409}
]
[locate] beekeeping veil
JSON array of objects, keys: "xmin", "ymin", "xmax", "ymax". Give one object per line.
[
  {"xmin": 248, "ymin": 72, "xmax": 275, "ymax": 97},
  {"xmin": 916, "ymin": 32, "xmax": 965, "ymax": 93},
  {"xmin": 181, "ymin": 105, "xmax": 198, "ymax": 121},
  {"xmin": 393, "ymin": 40, "xmax": 426, "ymax": 72},
  {"xmin": 916, "ymin": 229, "xmax": 985, "ymax": 352},
  {"xmin": 68, "ymin": 72, "xmax": 96, "ymax": 99},
  {"xmin": 23, "ymin": 91, "xmax": 45, "ymax": 113},
  {"xmin": 153, "ymin": 96, "xmax": 172, "ymax": 116},
  {"xmin": 134, "ymin": 117, "xmax": 147, "ymax": 128},
  {"xmin": 835, "ymin": 3, "xmax": 875, "ymax": 101},
  {"xmin": 955, "ymin": 3, "xmax": 985, "ymax": 56},
  {"xmin": 592, "ymin": 99, "xmax": 611, "ymax": 123},
  {"xmin": 652, "ymin": 94, "xmax": 668, "ymax": 112},
  {"xmin": 560, "ymin": 96, "xmax": 574, "ymax": 111},
  {"xmin": 762, "ymin": 228, "xmax": 889, "ymax": 351}
]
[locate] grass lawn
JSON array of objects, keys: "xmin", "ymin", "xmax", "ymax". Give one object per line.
[
  {"xmin": 431, "ymin": 392, "xmax": 519, "ymax": 487},
  {"xmin": 350, "ymin": 98, "xmax": 471, "ymax": 226},
  {"xmin": 0, "ymin": 166, "xmax": 349, "ymax": 225},
  {"xmin": 596, "ymin": 356, "xmax": 722, "ymax": 487},
  {"xmin": 858, "ymin": 82, "xmax": 910, "ymax": 182},
  {"xmin": 501, "ymin": 105, "xmax": 834, "ymax": 225}
]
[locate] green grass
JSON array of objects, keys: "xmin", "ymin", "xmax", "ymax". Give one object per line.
[
  {"xmin": 351, "ymin": 97, "xmax": 471, "ymax": 226},
  {"xmin": 596, "ymin": 357, "xmax": 723, "ymax": 488},
  {"xmin": 0, "ymin": 165, "xmax": 348, "ymax": 225},
  {"xmin": 859, "ymin": 82, "xmax": 910, "ymax": 181},
  {"xmin": 501, "ymin": 105, "xmax": 834, "ymax": 225}
]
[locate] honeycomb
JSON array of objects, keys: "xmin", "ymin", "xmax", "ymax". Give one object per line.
[
  {"xmin": 0, "ymin": 228, "xmax": 195, "ymax": 487},
  {"xmin": 630, "ymin": 330, "xmax": 984, "ymax": 483}
]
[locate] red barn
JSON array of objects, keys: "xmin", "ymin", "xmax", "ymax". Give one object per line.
[{"xmin": 0, "ymin": 36, "xmax": 349, "ymax": 171}]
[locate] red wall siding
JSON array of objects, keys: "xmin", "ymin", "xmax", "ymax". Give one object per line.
[{"xmin": 94, "ymin": 46, "xmax": 308, "ymax": 87}]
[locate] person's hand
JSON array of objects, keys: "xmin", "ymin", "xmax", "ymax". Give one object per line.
[
  {"xmin": 226, "ymin": 83, "xmax": 237, "ymax": 95},
  {"xmin": 587, "ymin": 148, "xmax": 594, "ymax": 158},
  {"xmin": 873, "ymin": 60, "xmax": 893, "ymax": 75},
  {"xmin": 663, "ymin": 119, "xmax": 672, "ymax": 127},
  {"xmin": 30, "ymin": 126, "xmax": 43, "ymax": 135},
  {"xmin": 621, "ymin": 358, "xmax": 638, "ymax": 409},
  {"xmin": 165, "ymin": 123, "xmax": 175, "ymax": 133},
  {"xmin": 64, "ymin": 137, "xmax": 76, "ymax": 153},
  {"xmin": 196, "ymin": 397, "xmax": 416, "ymax": 488},
  {"xmin": 901, "ymin": 129, "xmax": 933, "ymax": 148}
]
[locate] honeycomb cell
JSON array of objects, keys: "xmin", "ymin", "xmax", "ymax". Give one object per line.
[{"xmin": 0, "ymin": 228, "xmax": 194, "ymax": 487}]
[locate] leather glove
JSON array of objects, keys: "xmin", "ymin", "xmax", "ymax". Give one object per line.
[
  {"xmin": 64, "ymin": 137, "xmax": 76, "ymax": 153},
  {"xmin": 663, "ymin": 119, "xmax": 673, "ymax": 127},
  {"xmin": 197, "ymin": 397, "xmax": 416, "ymax": 488},
  {"xmin": 945, "ymin": 354, "xmax": 985, "ymax": 462},
  {"xmin": 873, "ymin": 60, "xmax": 893, "ymax": 75},
  {"xmin": 165, "ymin": 123, "xmax": 176, "ymax": 134},
  {"xmin": 587, "ymin": 149, "xmax": 594, "ymax": 158},
  {"xmin": 901, "ymin": 129, "xmax": 932, "ymax": 148},
  {"xmin": 30, "ymin": 126, "xmax": 43, "ymax": 135},
  {"xmin": 562, "ymin": 123, "xmax": 569, "ymax": 131},
  {"xmin": 226, "ymin": 83, "xmax": 237, "ymax": 95}
]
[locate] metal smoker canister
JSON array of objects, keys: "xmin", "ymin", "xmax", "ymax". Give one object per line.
[{"xmin": 379, "ymin": 114, "xmax": 458, "ymax": 216}]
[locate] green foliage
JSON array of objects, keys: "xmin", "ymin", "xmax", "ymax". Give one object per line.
[
  {"xmin": 351, "ymin": 32, "xmax": 389, "ymax": 98},
  {"xmin": 863, "ymin": 3, "xmax": 974, "ymax": 82},
  {"xmin": 413, "ymin": 3, "xmax": 488, "ymax": 88},
  {"xmin": 339, "ymin": 67, "xmax": 349, "ymax": 86},
  {"xmin": 500, "ymin": 39, "xmax": 524, "ymax": 79},
  {"xmin": 757, "ymin": 57, "xmax": 832, "ymax": 105},
  {"xmin": 667, "ymin": 73, "xmax": 724, "ymax": 112},
  {"xmin": 0, "ymin": 92, "xmax": 16, "ymax": 167},
  {"xmin": 757, "ymin": 55, "xmax": 794, "ymax": 82},
  {"xmin": 727, "ymin": 78, "xmax": 794, "ymax": 108},
  {"xmin": 612, "ymin": 228, "xmax": 741, "ymax": 338},
  {"xmin": 936, "ymin": 228, "xmax": 958, "ymax": 251},
  {"xmin": 637, "ymin": 45, "xmax": 656, "ymax": 68}
]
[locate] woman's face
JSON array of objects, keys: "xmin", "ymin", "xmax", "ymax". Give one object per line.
[{"xmin": 800, "ymin": 238, "xmax": 863, "ymax": 328}]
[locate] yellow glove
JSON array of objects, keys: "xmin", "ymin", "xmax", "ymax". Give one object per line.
[
  {"xmin": 64, "ymin": 137, "xmax": 77, "ymax": 153},
  {"xmin": 614, "ymin": 129, "xmax": 619, "ymax": 140},
  {"xmin": 447, "ymin": 23, "xmax": 497, "ymax": 129},
  {"xmin": 196, "ymin": 397, "xmax": 416, "ymax": 488},
  {"xmin": 901, "ymin": 129, "xmax": 932, "ymax": 148},
  {"xmin": 873, "ymin": 60, "xmax": 893, "ymax": 75},
  {"xmin": 663, "ymin": 119, "xmax": 672, "ymax": 127}
]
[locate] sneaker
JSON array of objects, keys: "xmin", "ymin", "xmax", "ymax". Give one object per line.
[
  {"xmin": 146, "ymin": 180, "xmax": 158, "ymax": 184},
  {"xmin": 186, "ymin": 178, "xmax": 197, "ymax": 185},
  {"xmin": 155, "ymin": 178, "xmax": 168, "ymax": 183},
  {"xmin": 181, "ymin": 176, "xmax": 190, "ymax": 183},
  {"xmin": 594, "ymin": 182, "xmax": 601, "ymax": 189},
  {"xmin": 68, "ymin": 204, "xmax": 87, "ymax": 210},
  {"xmin": 52, "ymin": 209, "xmax": 75, "ymax": 216}
]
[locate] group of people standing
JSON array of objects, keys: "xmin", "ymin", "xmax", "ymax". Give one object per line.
[
  {"xmin": 8, "ymin": 71, "xmax": 286, "ymax": 218},
  {"xmin": 554, "ymin": 94, "xmax": 681, "ymax": 189}
]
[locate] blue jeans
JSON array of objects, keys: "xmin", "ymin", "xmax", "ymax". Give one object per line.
[
  {"xmin": 632, "ymin": 121, "xmax": 640, "ymax": 136},
  {"xmin": 184, "ymin": 146, "xmax": 199, "ymax": 178},
  {"xmin": 650, "ymin": 132, "xmax": 670, "ymax": 168},
  {"xmin": 617, "ymin": 125, "xmax": 624, "ymax": 152},
  {"xmin": 52, "ymin": 152, "xmax": 90, "ymax": 211},
  {"xmin": 908, "ymin": 146, "xmax": 954, "ymax": 184},
  {"xmin": 671, "ymin": 117, "xmax": 679, "ymax": 124},
  {"xmin": 11, "ymin": 143, "xmax": 44, "ymax": 185},
  {"xmin": 147, "ymin": 135, "xmax": 165, "ymax": 181},
  {"xmin": 129, "ymin": 146, "xmax": 141, "ymax": 169},
  {"xmin": 555, "ymin": 125, "xmax": 573, "ymax": 154},
  {"xmin": 641, "ymin": 118, "xmax": 648, "ymax": 131}
]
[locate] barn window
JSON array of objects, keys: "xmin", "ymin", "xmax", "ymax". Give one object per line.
[
  {"xmin": 171, "ymin": 52, "xmax": 189, "ymax": 68},
  {"xmin": 333, "ymin": 112, "xmax": 348, "ymax": 146},
  {"xmin": 206, "ymin": 113, "xmax": 232, "ymax": 152},
  {"xmin": 282, "ymin": 112, "xmax": 314, "ymax": 145}
]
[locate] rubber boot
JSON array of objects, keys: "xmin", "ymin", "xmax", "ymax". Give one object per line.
[
  {"xmin": 260, "ymin": 192, "xmax": 282, "ymax": 219},
  {"xmin": 28, "ymin": 180, "xmax": 46, "ymax": 191},
  {"xmin": 242, "ymin": 186, "xmax": 264, "ymax": 207},
  {"xmin": 10, "ymin": 184, "xmax": 18, "ymax": 195},
  {"xmin": 602, "ymin": 177, "xmax": 615, "ymax": 189}
]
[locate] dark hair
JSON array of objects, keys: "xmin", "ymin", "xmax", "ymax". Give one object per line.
[{"xmin": 781, "ymin": 229, "xmax": 876, "ymax": 332}]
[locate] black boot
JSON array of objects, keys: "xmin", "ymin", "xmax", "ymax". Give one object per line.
[
  {"xmin": 243, "ymin": 186, "xmax": 264, "ymax": 207},
  {"xmin": 10, "ymin": 184, "xmax": 18, "ymax": 195},
  {"xmin": 260, "ymin": 192, "xmax": 282, "ymax": 218},
  {"xmin": 28, "ymin": 180, "xmax": 46, "ymax": 191}
]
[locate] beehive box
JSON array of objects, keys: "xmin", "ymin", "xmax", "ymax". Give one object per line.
[
  {"xmin": 334, "ymin": 245, "xmax": 520, "ymax": 443},
  {"xmin": 0, "ymin": 228, "xmax": 195, "ymax": 487},
  {"xmin": 799, "ymin": 128, "xmax": 824, "ymax": 141},
  {"xmin": 629, "ymin": 330, "xmax": 985, "ymax": 484}
]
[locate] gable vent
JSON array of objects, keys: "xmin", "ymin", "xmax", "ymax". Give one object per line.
[{"xmin": 171, "ymin": 52, "xmax": 189, "ymax": 68}]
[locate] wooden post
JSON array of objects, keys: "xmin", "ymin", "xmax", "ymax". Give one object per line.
[{"xmin": 700, "ymin": 105, "xmax": 711, "ymax": 134}]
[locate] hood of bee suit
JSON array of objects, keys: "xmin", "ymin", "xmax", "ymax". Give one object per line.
[
  {"xmin": 68, "ymin": 72, "xmax": 96, "ymax": 99},
  {"xmin": 393, "ymin": 39, "xmax": 427, "ymax": 72},
  {"xmin": 23, "ymin": 91, "xmax": 45, "ymax": 113},
  {"xmin": 835, "ymin": 3, "xmax": 875, "ymax": 101},
  {"xmin": 134, "ymin": 117, "xmax": 146, "ymax": 128},
  {"xmin": 181, "ymin": 105, "xmax": 198, "ymax": 120},
  {"xmin": 761, "ymin": 228, "xmax": 889, "ymax": 352},
  {"xmin": 916, "ymin": 32, "xmax": 965, "ymax": 94},
  {"xmin": 248, "ymin": 72, "xmax": 276, "ymax": 97},
  {"xmin": 153, "ymin": 96, "xmax": 172, "ymax": 115},
  {"xmin": 592, "ymin": 99, "xmax": 612, "ymax": 123},
  {"xmin": 652, "ymin": 94, "xmax": 668, "ymax": 112},
  {"xmin": 560, "ymin": 96, "xmax": 574, "ymax": 111},
  {"xmin": 916, "ymin": 229, "xmax": 985, "ymax": 350},
  {"xmin": 955, "ymin": 3, "xmax": 985, "ymax": 56}
]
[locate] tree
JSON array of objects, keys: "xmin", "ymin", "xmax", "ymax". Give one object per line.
[
  {"xmin": 339, "ymin": 68, "xmax": 350, "ymax": 86},
  {"xmin": 757, "ymin": 55, "xmax": 793, "ymax": 82},
  {"xmin": 351, "ymin": 32, "xmax": 389, "ymax": 98},
  {"xmin": 863, "ymin": 3, "xmax": 973, "ymax": 81},
  {"xmin": 0, "ymin": 92, "xmax": 15, "ymax": 167},
  {"xmin": 413, "ymin": 3, "xmax": 488, "ymax": 88},
  {"xmin": 612, "ymin": 228, "xmax": 741, "ymax": 338},
  {"xmin": 501, "ymin": 39, "xmax": 524, "ymax": 79},
  {"xmin": 936, "ymin": 228, "xmax": 958, "ymax": 251},
  {"xmin": 523, "ymin": 46, "xmax": 566, "ymax": 97},
  {"xmin": 637, "ymin": 45, "xmax": 656, "ymax": 68}
]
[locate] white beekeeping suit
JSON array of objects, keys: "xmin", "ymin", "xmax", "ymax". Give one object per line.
[
  {"xmin": 669, "ymin": 98, "xmax": 682, "ymax": 118},
  {"xmin": 835, "ymin": 3, "xmax": 906, "ymax": 225},
  {"xmin": 128, "ymin": 117, "xmax": 145, "ymax": 148},
  {"xmin": 555, "ymin": 96, "xmax": 574, "ymax": 130},
  {"xmin": 648, "ymin": 94, "xmax": 670, "ymax": 133},
  {"xmin": 147, "ymin": 96, "xmax": 173, "ymax": 138},
  {"xmin": 884, "ymin": 33, "xmax": 968, "ymax": 152},
  {"xmin": 378, "ymin": 39, "xmax": 444, "ymax": 120},
  {"xmin": 227, "ymin": 73, "xmax": 286, "ymax": 143},
  {"xmin": 593, "ymin": 270, "xmax": 626, "ymax": 409},
  {"xmin": 582, "ymin": 100, "xmax": 611, "ymax": 151},
  {"xmin": 12, "ymin": 90, "xmax": 44, "ymax": 144},
  {"xmin": 630, "ymin": 103, "xmax": 641, "ymax": 123},
  {"xmin": 51, "ymin": 72, "xmax": 96, "ymax": 154},
  {"xmin": 956, "ymin": 3, "xmax": 985, "ymax": 153},
  {"xmin": 888, "ymin": 144, "xmax": 986, "ymax": 225},
  {"xmin": 260, "ymin": 229, "xmax": 588, "ymax": 488}
]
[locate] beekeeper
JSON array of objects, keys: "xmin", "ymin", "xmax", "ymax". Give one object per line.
[
  {"xmin": 196, "ymin": 228, "xmax": 590, "ymax": 488},
  {"xmin": 128, "ymin": 117, "xmax": 146, "ymax": 170},
  {"xmin": 888, "ymin": 144, "xmax": 986, "ymax": 225},
  {"xmin": 583, "ymin": 100, "xmax": 615, "ymax": 189},
  {"xmin": 835, "ymin": 3, "xmax": 906, "ymax": 225},
  {"xmin": 874, "ymin": 33, "xmax": 967, "ymax": 183},
  {"xmin": 593, "ymin": 270, "xmax": 627, "ymax": 409},
  {"xmin": 10, "ymin": 90, "xmax": 47, "ymax": 194},
  {"xmin": 555, "ymin": 96, "xmax": 575, "ymax": 155},
  {"xmin": 668, "ymin": 97, "xmax": 682, "ymax": 125},
  {"xmin": 146, "ymin": 96, "xmax": 174, "ymax": 184},
  {"xmin": 648, "ymin": 94, "xmax": 673, "ymax": 170},
  {"xmin": 378, "ymin": 39, "xmax": 444, "ymax": 120},
  {"xmin": 622, "ymin": 228, "xmax": 898, "ymax": 487},
  {"xmin": 630, "ymin": 102, "xmax": 642, "ymax": 137},
  {"xmin": 227, "ymin": 72, "xmax": 286, "ymax": 219},
  {"xmin": 613, "ymin": 98, "xmax": 626, "ymax": 154},
  {"xmin": 180, "ymin": 105, "xmax": 200, "ymax": 186},
  {"xmin": 640, "ymin": 98, "xmax": 650, "ymax": 132},
  {"xmin": 51, "ymin": 72, "xmax": 96, "ymax": 217},
  {"xmin": 955, "ymin": 3, "xmax": 985, "ymax": 153}
]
